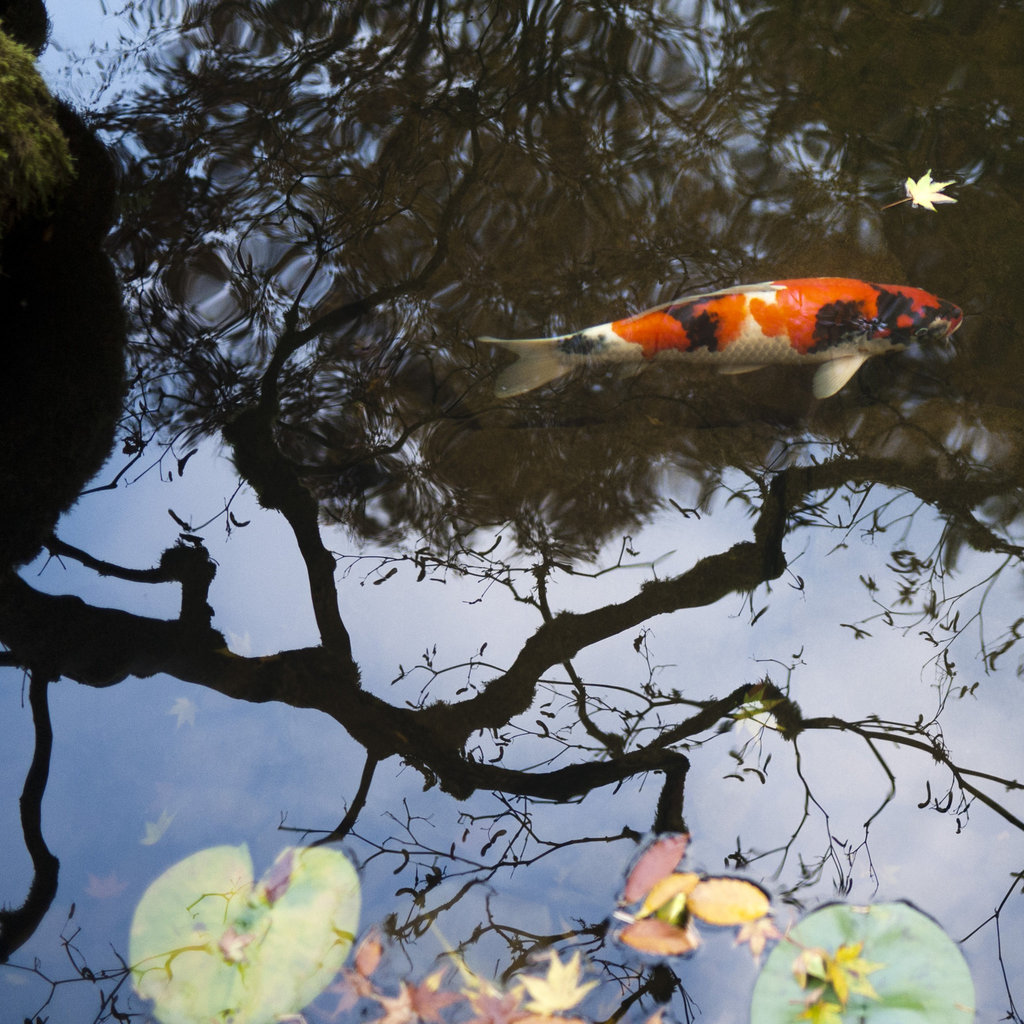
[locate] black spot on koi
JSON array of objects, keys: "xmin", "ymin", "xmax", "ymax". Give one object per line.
[
  {"xmin": 811, "ymin": 300, "xmax": 874, "ymax": 349},
  {"xmin": 557, "ymin": 332, "xmax": 600, "ymax": 355},
  {"xmin": 669, "ymin": 308, "xmax": 720, "ymax": 351}
]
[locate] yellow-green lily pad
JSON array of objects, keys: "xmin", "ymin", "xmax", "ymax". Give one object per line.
[
  {"xmin": 130, "ymin": 844, "xmax": 360, "ymax": 1024},
  {"xmin": 750, "ymin": 901, "xmax": 974, "ymax": 1024}
]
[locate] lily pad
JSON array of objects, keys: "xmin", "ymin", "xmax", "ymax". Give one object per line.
[
  {"xmin": 130, "ymin": 844, "xmax": 360, "ymax": 1024},
  {"xmin": 750, "ymin": 901, "xmax": 974, "ymax": 1024}
]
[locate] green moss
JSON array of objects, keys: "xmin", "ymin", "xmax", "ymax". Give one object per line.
[{"xmin": 0, "ymin": 23, "xmax": 74, "ymax": 235}]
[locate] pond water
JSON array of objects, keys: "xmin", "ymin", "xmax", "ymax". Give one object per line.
[{"xmin": 2, "ymin": 1, "xmax": 1024, "ymax": 1022}]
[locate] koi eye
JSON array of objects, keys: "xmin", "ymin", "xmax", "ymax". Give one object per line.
[{"xmin": 914, "ymin": 325, "xmax": 933, "ymax": 338}]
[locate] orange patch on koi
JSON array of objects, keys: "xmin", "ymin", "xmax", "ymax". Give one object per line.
[{"xmin": 612, "ymin": 310, "xmax": 689, "ymax": 356}]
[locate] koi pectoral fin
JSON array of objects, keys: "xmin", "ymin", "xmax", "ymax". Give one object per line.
[
  {"xmin": 812, "ymin": 353, "xmax": 870, "ymax": 398},
  {"xmin": 480, "ymin": 337, "xmax": 572, "ymax": 397}
]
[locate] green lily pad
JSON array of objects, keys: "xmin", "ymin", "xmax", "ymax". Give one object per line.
[
  {"xmin": 750, "ymin": 901, "xmax": 974, "ymax": 1024},
  {"xmin": 130, "ymin": 844, "xmax": 360, "ymax": 1024}
]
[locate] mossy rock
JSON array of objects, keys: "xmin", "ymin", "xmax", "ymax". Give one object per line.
[
  {"xmin": 0, "ymin": 99, "xmax": 125, "ymax": 568},
  {"xmin": 0, "ymin": 21, "xmax": 74, "ymax": 237}
]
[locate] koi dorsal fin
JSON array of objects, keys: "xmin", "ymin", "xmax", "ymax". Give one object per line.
[{"xmin": 641, "ymin": 280, "xmax": 782, "ymax": 314}]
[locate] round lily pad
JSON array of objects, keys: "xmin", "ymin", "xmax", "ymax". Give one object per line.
[
  {"xmin": 130, "ymin": 844, "xmax": 360, "ymax": 1024},
  {"xmin": 750, "ymin": 901, "xmax": 974, "ymax": 1024}
]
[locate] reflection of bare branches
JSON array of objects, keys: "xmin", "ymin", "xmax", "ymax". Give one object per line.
[
  {"xmin": 961, "ymin": 871, "xmax": 1024, "ymax": 1024},
  {"xmin": 3, "ymin": 909, "xmax": 133, "ymax": 1023},
  {"xmin": 801, "ymin": 715, "xmax": 1024, "ymax": 832},
  {"xmin": 0, "ymin": 672, "xmax": 58, "ymax": 963}
]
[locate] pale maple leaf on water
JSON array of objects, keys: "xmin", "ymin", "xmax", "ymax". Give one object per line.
[
  {"xmin": 734, "ymin": 916, "xmax": 783, "ymax": 964},
  {"xmin": 167, "ymin": 696, "xmax": 196, "ymax": 728},
  {"xmin": 518, "ymin": 951, "xmax": 597, "ymax": 1016},
  {"xmin": 86, "ymin": 872, "xmax": 128, "ymax": 898},
  {"xmin": 140, "ymin": 808, "xmax": 175, "ymax": 845},
  {"xmin": 882, "ymin": 170, "xmax": 957, "ymax": 211}
]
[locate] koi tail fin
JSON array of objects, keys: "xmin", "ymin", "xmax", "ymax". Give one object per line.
[{"xmin": 480, "ymin": 336, "xmax": 571, "ymax": 397}]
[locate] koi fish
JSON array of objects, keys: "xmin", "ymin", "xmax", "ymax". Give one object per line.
[{"xmin": 482, "ymin": 277, "xmax": 963, "ymax": 399}]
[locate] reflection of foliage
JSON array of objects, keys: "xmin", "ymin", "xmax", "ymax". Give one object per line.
[{"xmin": 96, "ymin": 0, "xmax": 1024, "ymax": 554}]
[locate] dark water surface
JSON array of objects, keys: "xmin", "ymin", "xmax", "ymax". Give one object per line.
[{"xmin": 3, "ymin": 0, "xmax": 1024, "ymax": 1021}]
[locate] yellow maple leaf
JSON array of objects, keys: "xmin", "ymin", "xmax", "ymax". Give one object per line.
[
  {"xmin": 883, "ymin": 169, "xmax": 957, "ymax": 211},
  {"xmin": 518, "ymin": 951, "xmax": 596, "ymax": 1015},
  {"xmin": 906, "ymin": 169, "xmax": 957, "ymax": 210},
  {"xmin": 797, "ymin": 998, "xmax": 844, "ymax": 1024},
  {"xmin": 636, "ymin": 872, "xmax": 700, "ymax": 920},
  {"xmin": 830, "ymin": 941, "xmax": 883, "ymax": 1003}
]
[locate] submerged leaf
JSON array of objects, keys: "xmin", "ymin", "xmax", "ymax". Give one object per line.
[
  {"xmin": 465, "ymin": 985, "xmax": 528, "ymax": 1024},
  {"xmin": 519, "ymin": 951, "xmax": 596, "ymax": 1015},
  {"xmin": 354, "ymin": 930, "xmax": 384, "ymax": 978},
  {"xmin": 735, "ymin": 916, "xmax": 783, "ymax": 964},
  {"xmin": 140, "ymin": 809, "xmax": 176, "ymax": 846}
]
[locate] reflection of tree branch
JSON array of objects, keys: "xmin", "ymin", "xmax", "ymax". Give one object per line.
[
  {"xmin": 421, "ymin": 476, "xmax": 788, "ymax": 742},
  {"xmin": 0, "ymin": 471, "xmax": 790, "ymax": 806},
  {"xmin": 0, "ymin": 672, "xmax": 59, "ymax": 963},
  {"xmin": 223, "ymin": 407, "xmax": 355, "ymax": 659},
  {"xmin": 313, "ymin": 756, "xmax": 379, "ymax": 847},
  {"xmin": 45, "ymin": 536, "xmax": 218, "ymax": 631},
  {"xmin": 779, "ymin": 455, "xmax": 1024, "ymax": 560}
]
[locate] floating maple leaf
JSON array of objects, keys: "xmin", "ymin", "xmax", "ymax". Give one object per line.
[
  {"xmin": 797, "ymin": 999, "xmax": 844, "ymax": 1024},
  {"xmin": 519, "ymin": 951, "xmax": 596, "ymax": 1015},
  {"xmin": 883, "ymin": 170, "xmax": 957, "ymax": 211},
  {"xmin": 792, "ymin": 941, "xmax": 883, "ymax": 1009},
  {"xmin": 618, "ymin": 917, "xmax": 700, "ymax": 956},
  {"xmin": 622, "ymin": 834, "xmax": 690, "ymax": 903}
]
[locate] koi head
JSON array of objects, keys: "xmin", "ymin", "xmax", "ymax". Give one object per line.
[{"xmin": 874, "ymin": 286, "xmax": 963, "ymax": 347}]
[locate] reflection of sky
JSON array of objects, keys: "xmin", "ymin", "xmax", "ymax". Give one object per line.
[
  {"xmin": 38, "ymin": 0, "xmax": 136, "ymax": 104},
  {"xmin": 5, "ymin": 434, "xmax": 1024, "ymax": 1018}
]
